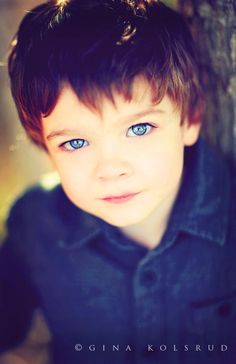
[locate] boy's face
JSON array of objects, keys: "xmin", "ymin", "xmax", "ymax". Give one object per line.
[{"xmin": 42, "ymin": 78, "xmax": 200, "ymax": 228}]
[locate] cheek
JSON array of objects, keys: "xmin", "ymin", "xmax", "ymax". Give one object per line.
[
  {"xmin": 59, "ymin": 172, "xmax": 92, "ymax": 211},
  {"xmin": 136, "ymin": 137, "xmax": 184, "ymax": 187},
  {"xmin": 52, "ymin": 157, "xmax": 92, "ymax": 198}
]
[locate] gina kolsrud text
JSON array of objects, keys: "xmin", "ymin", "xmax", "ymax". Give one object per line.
[{"xmin": 75, "ymin": 344, "xmax": 228, "ymax": 352}]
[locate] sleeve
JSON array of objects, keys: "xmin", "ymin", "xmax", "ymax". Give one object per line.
[{"xmin": 0, "ymin": 197, "xmax": 40, "ymax": 354}]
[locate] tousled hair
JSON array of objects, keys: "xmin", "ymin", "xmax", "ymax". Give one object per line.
[{"xmin": 8, "ymin": 0, "xmax": 204, "ymax": 149}]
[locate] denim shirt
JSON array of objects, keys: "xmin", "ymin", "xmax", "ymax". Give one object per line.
[{"xmin": 0, "ymin": 137, "xmax": 236, "ymax": 364}]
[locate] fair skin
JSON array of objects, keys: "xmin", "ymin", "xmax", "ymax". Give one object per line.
[{"xmin": 42, "ymin": 78, "xmax": 200, "ymax": 249}]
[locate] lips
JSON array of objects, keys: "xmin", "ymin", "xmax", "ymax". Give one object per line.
[{"xmin": 101, "ymin": 192, "xmax": 140, "ymax": 204}]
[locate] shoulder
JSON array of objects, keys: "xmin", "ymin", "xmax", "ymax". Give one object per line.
[
  {"xmin": 5, "ymin": 173, "xmax": 82, "ymax": 243},
  {"xmin": 215, "ymin": 158, "xmax": 236, "ymax": 290},
  {"xmin": 226, "ymin": 159, "xmax": 236, "ymax": 246},
  {"xmin": 4, "ymin": 173, "xmax": 101, "ymax": 251},
  {"xmin": 6, "ymin": 173, "xmax": 63, "ymax": 224}
]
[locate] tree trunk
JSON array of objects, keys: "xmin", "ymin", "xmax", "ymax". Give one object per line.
[{"xmin": 177, "ymin": 0, "xmax": 236, "ymax": 161}]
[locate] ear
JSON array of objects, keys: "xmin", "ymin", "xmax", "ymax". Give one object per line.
[{"xmin": 182, "ymin": 119, "xmax": 201, "ymax": 146}]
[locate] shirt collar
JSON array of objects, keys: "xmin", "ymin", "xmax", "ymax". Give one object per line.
[
  {"xmin": 56, "ymin": 137, "xmax": 230, "ymax": 250},
  {"xmin": 169, "ymin": 137, "xmax": 230, "ymax": 246}
]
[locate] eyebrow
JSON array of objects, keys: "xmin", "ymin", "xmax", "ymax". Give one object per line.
[
  {"xmin": 46, "ymin": 129, "xmax": 86, "ymax": 141},
  {"xmin": 46, "ymin": 107, "xmax": 164, "ymax": 141}
]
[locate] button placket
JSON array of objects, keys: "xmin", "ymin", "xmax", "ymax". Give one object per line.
[
  {"xmin": 140, "ymin": 269, "xmax": 157, "ymax": 287},
  {"xmin": 132, "ymin": 259, "xmax": 162, "ymax": 364}
]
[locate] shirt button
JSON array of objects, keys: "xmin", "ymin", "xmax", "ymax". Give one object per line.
[
  {"xmin": 140, "ymin": 270, "xmax": 157, "ymax": 286},
  {"xmin": 218, "ymin": 302, "xmax": 232, "ymax": 317}
]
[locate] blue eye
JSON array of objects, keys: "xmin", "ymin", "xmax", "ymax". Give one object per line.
[
  {"xmin": 60, "ymin": 139, "xmax": 88, "ymax": 151},
  {"xmin": 127, "ymin": 123, "xmax": 153, "ymax": 137}
]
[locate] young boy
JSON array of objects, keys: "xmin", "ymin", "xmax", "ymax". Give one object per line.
[{"xmin": 1, "ymin": 0, "xmax": 236, "ymax": 363}]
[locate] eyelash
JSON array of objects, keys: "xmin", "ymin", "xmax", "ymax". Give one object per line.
[{"xmin": 59, "ymin": 123, "xmax": 157, "ymax": 152}]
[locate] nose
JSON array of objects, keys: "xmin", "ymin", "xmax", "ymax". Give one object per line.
[{"xmin": 95, "ymin": 141, "xmax": 132, "ymax": 181}]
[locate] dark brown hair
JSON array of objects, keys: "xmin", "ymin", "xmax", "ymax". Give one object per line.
[{"xmin": 8, "ymin": 0, "xmax": 204, "ymax": 149}]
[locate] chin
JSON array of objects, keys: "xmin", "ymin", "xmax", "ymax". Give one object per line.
[{"xmin": 100, "ymin": 211, "xmax": 148, "ymax": 228}]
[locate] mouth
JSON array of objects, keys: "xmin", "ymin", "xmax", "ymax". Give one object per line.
[{"xmin": 101, "ymin": 192, "xmax": 140, "ymax": 204}]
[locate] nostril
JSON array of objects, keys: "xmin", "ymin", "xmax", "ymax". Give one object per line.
[{"xmin": 97, "ymin": 161, "xmax": 131, "ymax": 181}]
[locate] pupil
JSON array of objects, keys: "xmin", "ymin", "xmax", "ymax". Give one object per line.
[
  {"xmin": 71, "ymin": 140, "xmax": 82, "ymax": 148},
  {"xmin": 133, "ymin": 125, "xmax": 146, "ymax": 135}
]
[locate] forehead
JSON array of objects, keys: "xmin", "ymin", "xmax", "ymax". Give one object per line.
[{"xmin": 44, "ymin": 77, "xmax": 178, "ymax": 125}]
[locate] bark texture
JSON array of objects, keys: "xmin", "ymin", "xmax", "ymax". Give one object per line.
[{"xmin": 177, "ymin": 0, "xmax": 236, "ymax": 160}]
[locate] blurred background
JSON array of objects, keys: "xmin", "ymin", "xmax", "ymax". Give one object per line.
[
  {"xmin": 1, "ymin": 0, "xmax": 235, "ymax": 240},
  {"xmin": 0, "ymin": 1, "xmax": 53, "ymax": 238}
]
